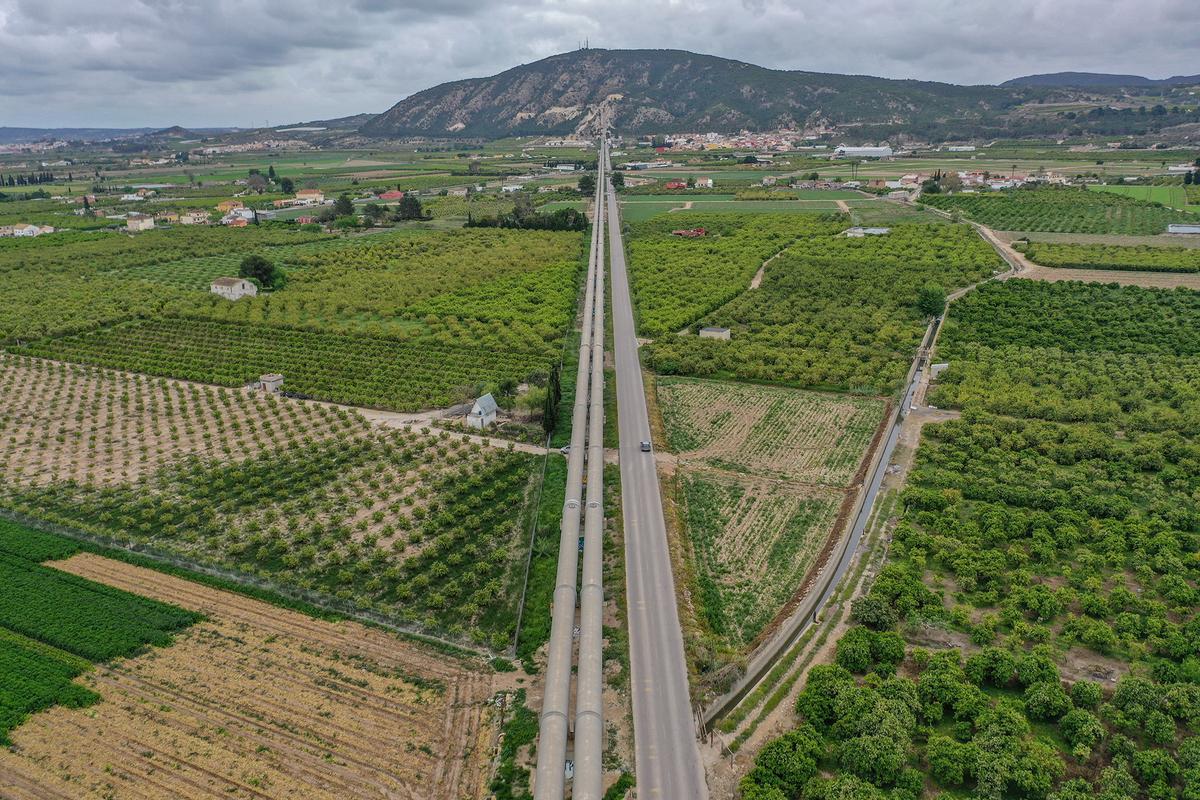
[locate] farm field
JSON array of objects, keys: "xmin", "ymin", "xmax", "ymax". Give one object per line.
[
  {"xmin": 1088, "ymin": 182, "xmax": 1196, "ymax": 211},
  {"xmin": 921, "ymin": 186, "xmax": 1200, "ymax": 234},
  {"xmin": 625, "ymin": 212, "xmax": 842, "ymax": 337},
  {"xmin": 182, "ymin": 228, "xmax": 583, "ymax": 355},
  {"xmin": 0, "ymin": 519, "xmax": 201, "ymax": 744},
  {"xmin": 5, "ymin": 227, "xmax": 583, "ymax": 411},
  {"xmin": 0, "ymin": 549, "xmax": 496, "ymax": 800},
  {"xmin": 17, "ymin": 318, "xmax": 551, "ymax": 411},
  {"xmin": 681, "ymin": 472, "xmax": 842, "ymax": 649},
  {"xmin": 0, "ymin": 226, "xmax": 332, "ymax": 342},
  {"xmin": 743, "ymin": 276, "xmax": 1200, "ymax": 800},
  {"xmin": 0, "ymin": 356, "xmax": 539, "ymax": 648},
  {"xmin": 657, "ymin": 377, "xmax": 885, "ymax": 484},
  {"xmin": 995, "ymin": 230, "xmax": 1200, "ymax": 248},
  {"xmin": 1019, "ymin": 241, "xmax": 1200, "ymax": 272},
  {"xmin": 643, "ymin": 222, "xmax": 1002, "ymax": 394},
  {"xmin": 656, "ymin": 378, "xmax": 886, "ymax": 673}
]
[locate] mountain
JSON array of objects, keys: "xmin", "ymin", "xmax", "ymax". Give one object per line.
[
  {"xmin": 1003, "ymin": 72, "xmax": 1200, "ymax": 88},
  {"xmin": 360, "ymin": 48, "xmax": 1032, "ymax": 138}
]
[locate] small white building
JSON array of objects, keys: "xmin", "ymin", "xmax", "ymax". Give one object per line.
[
  {"xmin": 126, "ymin": 213, "xmax": 155, "ymax": 232},
  {"xmin": 501, "ymin": 184, "xmax": 525, "ymax": 193},
  {"xmin": 1168, "ymin": 224, "xmax": 1200, "ymax": 235},
  {"xmin": 694, "ymin": 177, "xmax": 714, "ymax": 189},
  {"xmin": 210, "ymin": 276, "xmax": 258, "ymax": 300},
  {"xmin": 258, "ymin": 373, "xmax": 284, "ymax": 393},
  {"xmin": 845, "ymin": 226, "xmax": 891, "ymax": 237},
  {"xmin": 698, "ymin": 326, "xmax": 731, "ymax": 341},
  {"xmin": 834, "ymin": 145, "xmax": 893, "ymax": 159},
  {"xmin": 467, "ymin": 393, "xmax": 499, "ymax": 429}
]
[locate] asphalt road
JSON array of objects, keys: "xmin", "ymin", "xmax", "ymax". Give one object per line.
[{"xmin": 606, "ymin": 169, "xmax": 708, "ymax": 799}]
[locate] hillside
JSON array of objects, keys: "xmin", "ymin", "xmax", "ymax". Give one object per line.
[
  {"xmin": 360, "ymin": 48, "xmax": 1032, "ymax": 138},
  {"xmin": 1004, "ymin": 71, "xmax": 1200, "ymax": 88}
]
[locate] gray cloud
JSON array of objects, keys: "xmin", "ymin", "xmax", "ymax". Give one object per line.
[{"xmin": 1, "ymin": 0, "xmax": 1197, "ymax": 128}]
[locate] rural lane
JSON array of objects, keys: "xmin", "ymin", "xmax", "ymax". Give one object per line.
[{"xmin": 606, "ymin": 169, "xmax": 708, "ymax": 799}]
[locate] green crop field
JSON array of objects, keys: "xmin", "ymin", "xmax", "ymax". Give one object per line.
[
  {"xmin": 17, "ymin": 318, "xmax": 552, "ymax": 410},
  {"xmin": 1021, "ymin": 241, "xmax": 1200, "ymax": 272},
  {"xmin": 3, "ymin": 227, "xmax": 584, "ymax": 410},
  {"xmin": 922, "ymin": 186, "xmax": 1200, "ymax": 234},
  {"xmin": 626, "ymin": 212, "xmax": 840, "ymax": 336},
  {"xmin": 1088, "ymin": 183, "xmax": 1192, "ymax": 210}
]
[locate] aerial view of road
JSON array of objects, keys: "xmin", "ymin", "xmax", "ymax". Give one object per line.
[{"xmin": 606, "ymin": 160, "xmax": 708, "ymax": 799}]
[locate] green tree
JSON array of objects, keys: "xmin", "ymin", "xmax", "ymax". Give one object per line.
[
  {"xmin": 396, "ymin": 194, "xmax": 425, "ymax": 220},
  {"xmin": 742, "ymin": 724, "xmax": 825, "ymax": 797},
  {"xmin": 1024, "ymin": 681, "xmax": 1071, "ymax": 720},
  {"xmin": 238, "ymin": 254, "xmax": 283, "ymax": 289},
  {"xmin": 279, "ymin": 177, "xmax": 295, "ymax": 194},
  {"xmin": 333, "ymin": 193, "xmax": 354, "ymax": 217},
  {"xmin": 926, "ymin": 734, "xmax": 977, "ymax": 786},
  {"xmin": 611, "ymin": 171, "xmax": 625, "ymax": 188},
  {"xmin": 578, "ymin": 173, "xmax": 596, "ymax": 194},
  {"xmin": 917, "ymin": 283, "xmax": 946, "ymax": 317}
]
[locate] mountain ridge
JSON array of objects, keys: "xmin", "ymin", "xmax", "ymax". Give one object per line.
[{"xmin": 359, "ymin": 48, "xmax": 1033, "ymax": 138}]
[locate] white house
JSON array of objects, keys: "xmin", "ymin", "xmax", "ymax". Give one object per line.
[
  {"xmin": 466, "ymin": 393, "xmax": 499, "ymax": 429},
  {"xmin": 694, "ymin": 177, "xmax": 714, "ymax": 189},
  {"xmin": 1168, "ymin": 224, "xmax": 1200, "ymax": 234},
  {"xmin": 11, "ymin": 223, "xmax": 42, "ymax": 237},
  {"xmin": 845, "ymin": 226, "xmax": 891, "ymax": 237},
  {"xmin": 501, "ymin": 184, "xmax": 525, "ymax": 193},
  {"xmin": 698, "ymin": 326, "xmax": 731, "ymax": 341},
  {"xmin": 258, "ymin": 373, "xmax": 284, "ymax": 393},
  {"xmin": 126, "ymin": 213, "xmax": 155, "ymax": 232},
  {"xmin": 120, "ymin": 193, "xmax": 145, "ymax": 202},
  {"xmin": 210, "ymin": 276, "xmax": 258, "ymax": 300}
]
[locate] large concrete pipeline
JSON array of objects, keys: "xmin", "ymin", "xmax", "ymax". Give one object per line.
[
  {"xmin": 573, "ymin": 137, "xmax": 608, "ymax": 800},
  {"xmin": 532, "ymin": 158, "xmax": 605, "ymax": 799}
]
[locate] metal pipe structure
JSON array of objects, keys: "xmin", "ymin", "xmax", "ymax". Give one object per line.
[
  {"xmin": 533, "ymin": 127, "xmax": 607, "ymax": 800},
  {"xmin": 573, "ymin": 133, "xmax": 607, "ymax": 800}
]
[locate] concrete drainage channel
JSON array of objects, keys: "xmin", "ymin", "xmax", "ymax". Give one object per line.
[{"xmin": 533, "ymin": 128, "xmax": 609, "ymax": 800}]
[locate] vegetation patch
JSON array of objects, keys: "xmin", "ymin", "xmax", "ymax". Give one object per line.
[
  {"xmin": 1020, "ymin": 241, "xmax": 1200, "ymax": 273},
  {"xmin": 922, "ymin": 186, "xmax": 1200, "ymax": 234},
  {"xmin": 645, "ymin": 222, "xmax": 1000, "ymax": 394},
  {"xmin": 745, "ymin": 278, "xmax": 1200, "ymax": 800}
]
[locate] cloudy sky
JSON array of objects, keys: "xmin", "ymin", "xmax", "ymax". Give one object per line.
[{"xmin": 2, "ymin": 0, "xmax": 1197, "ymax": 129}]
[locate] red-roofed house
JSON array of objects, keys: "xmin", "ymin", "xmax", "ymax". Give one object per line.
[{"xmin": 378, "ymin": 190, "xmax": 404, "ymax": 201}]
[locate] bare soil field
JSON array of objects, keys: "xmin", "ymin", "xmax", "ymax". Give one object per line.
[
  {"xmin": 0, "ymin": 553, "xmax": 496, "ymax": 800},
  {"xmin": 657, "ymin": 377, "xmax": 885, "ymax": 486}
]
